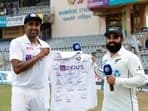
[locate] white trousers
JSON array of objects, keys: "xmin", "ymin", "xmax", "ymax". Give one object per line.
[{"xmin": 11, "ymin": 86, "xmax": 50, "ymax": 111}]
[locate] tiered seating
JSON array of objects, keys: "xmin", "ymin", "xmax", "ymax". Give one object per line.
[
  {"xmin": 140, "ymin": 49, "xmax": 148, "ymax": 70},
  {"xmin": 0, "ymin": 48, "xmax": 10, "ymax": 71},
  {"xmin": 48, "ymin": 35, "xmax": 106, "ymax": 54},
  {"xmin": 0, "ymin": 34, "xmax": 147, "ymax": 72}
]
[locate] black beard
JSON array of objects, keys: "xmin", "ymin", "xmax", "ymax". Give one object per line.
[{"xmin": 106, "ymin": 42, "xmax": 121, "ymax": 53}]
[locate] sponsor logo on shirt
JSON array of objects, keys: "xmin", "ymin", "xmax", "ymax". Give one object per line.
[
  {"xmin": 26, "ymin": 46, "xmax": 33, "ymax": 50},
  {"xmin": 25, "ymin": 54, "xmax": 32, "ymax": 61},
  {"xmin": 60, "ymin": 65, "xmax": 84, "ymax": 71}
]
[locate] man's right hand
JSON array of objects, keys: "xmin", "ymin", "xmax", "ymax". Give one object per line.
[{"xmin": 38, "ymin": 48, "xmax": 50, "ymax": 58}]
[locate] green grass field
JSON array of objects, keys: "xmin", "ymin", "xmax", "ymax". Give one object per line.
[
  {"xmin": 0, "ymin": 85, "xmax": 147, "ymax": 111},
  {"xmin": 0, "ymin": 85, "xmax": 11, "ymax": 111}
]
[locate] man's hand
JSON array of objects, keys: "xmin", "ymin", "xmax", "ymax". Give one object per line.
[
  {"xmin": 38, "ymin": 48, "xmax": 50, "ymax": 58},
  {"xmin": 106, "ymin": 75, "xmax": 115, "ymax": 86},
  {"xmin": 92, "ymin": 56, "xmax": 96, "ymax": 64}
]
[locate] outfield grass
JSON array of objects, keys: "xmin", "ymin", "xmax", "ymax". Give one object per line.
[
  {"xmin": 0, "ymin": 85, "xmax": 11, "ymax": 111},
  {"xmin": 0, "ymin": 85, "xmax": 147, "ymax": 111}
]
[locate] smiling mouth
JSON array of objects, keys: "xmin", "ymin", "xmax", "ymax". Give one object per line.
[
  {"xmin": 31, "ymin": 32, "xmax": 37, "ymax": 34},
  {"xmin": 30, "ymin": 30, "xmax": 38, "ymax": 34},
  {"xmin": 31, "ymin": 30, "xmax": 37, "ymax": 33}
]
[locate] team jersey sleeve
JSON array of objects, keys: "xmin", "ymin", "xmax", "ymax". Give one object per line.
[
  {"xmin": 115, "ymin": 54, "xmax": 147, "ymax": 88},
  {"xmin": 9, "ymin": 39, "xmax": 23, "ymax": 61}
]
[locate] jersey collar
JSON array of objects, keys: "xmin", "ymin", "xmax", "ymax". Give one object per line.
[{"xmin": 23, "ymin": 34, "xmax": 40, "ymax": 45}]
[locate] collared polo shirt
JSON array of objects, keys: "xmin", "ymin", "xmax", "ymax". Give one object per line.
[
  {"xmin": 9, "ymin": 34, "xmax": 50, "ymax": 89},
  {"xmin": 101, "ymin": 46, "xmax": 147, "ymax": 111}
]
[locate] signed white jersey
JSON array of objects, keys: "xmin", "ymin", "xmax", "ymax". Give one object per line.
[{"xmin": 49, "ymin": 51, "xmax": 97, "ymax": 111}]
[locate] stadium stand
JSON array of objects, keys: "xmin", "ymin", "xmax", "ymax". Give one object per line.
[
  {"xmin": 0, "ymin": 34, "xmax": 147, "ymax": 73},
  {"xmin": 0, "ymin": 34, "xmax": 148, "ymax": 90},
  {"xmin": 48, "ymin": 35, "xmax": 106, "ymax": 53}
]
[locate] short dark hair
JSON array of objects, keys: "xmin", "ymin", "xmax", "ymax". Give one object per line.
[
  {"xmin": 104, "ymin": 26, "xmax": 123, "ymax": 38},
  {"xmin": 24, "ymin": 13, "xmax": 42, "ymax": 24}
]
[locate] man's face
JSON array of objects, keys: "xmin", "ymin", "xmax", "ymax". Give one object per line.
[
  {"xmin": 24, "ymin": 20, "xmax": 41, "ymax": 38},
  {"xmin": 106, "ymin": 33, "xmax": 123, "ymax": 53}
]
